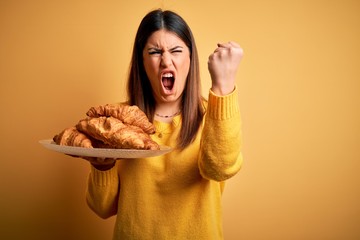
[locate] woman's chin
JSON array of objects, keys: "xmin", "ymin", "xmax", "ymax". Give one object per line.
[{"xmin": 159, "ymin": 93, "xmax": 181, "ymax": 103}]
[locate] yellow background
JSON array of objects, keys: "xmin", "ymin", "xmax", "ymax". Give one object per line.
[{"xmin": 1, "ymin": 0, "xmax": 359, "ymax": 239}]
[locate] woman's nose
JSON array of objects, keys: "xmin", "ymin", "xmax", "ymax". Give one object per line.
[{"xmin": 160, "ymin": 52, "xmax": 172, "ymax": 67}]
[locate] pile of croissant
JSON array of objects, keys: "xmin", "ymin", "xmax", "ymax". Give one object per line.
[{"xmin": 53, "ymin": 104, "xmax": 159, "ymax": 150}]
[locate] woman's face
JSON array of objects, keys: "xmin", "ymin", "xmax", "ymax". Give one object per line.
[{"xmin": 143, "ymin": 29, "xmax": 190, "ymax": 105}]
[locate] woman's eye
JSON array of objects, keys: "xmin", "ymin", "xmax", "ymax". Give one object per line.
[
  {"xmin": 172, "ymin": 50, "xmax": 182, "ymax": 54},
  {"xmin": 149, "ymin": 51, "xmax": 161, "ymax": 55}
]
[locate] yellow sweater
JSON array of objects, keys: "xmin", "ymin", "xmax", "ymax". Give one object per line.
[{"xmin": 86, "ymin": 89, "xmax": 243, "ymax": 240}]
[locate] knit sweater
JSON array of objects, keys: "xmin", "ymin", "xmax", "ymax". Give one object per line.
[{"xmin": 86, "ymin": 88, "xmax": 243, "ymax": 240}]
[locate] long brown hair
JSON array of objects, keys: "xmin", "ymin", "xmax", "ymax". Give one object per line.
[{"xmin": 127, "ymin": 9, "xmax": 205, "ymax": 149}]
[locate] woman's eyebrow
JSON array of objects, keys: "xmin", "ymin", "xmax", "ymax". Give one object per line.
[
  {"xmin": 147, "ymin": 46, "xmax": 183, "ymax": 50},
  {"xmin": 169, "ymin": 46, "xmax": 183, "ymax": 51},
  {"xmin": 146, "ymin": 46, "xmax": 183, "ymax": 51},
  {"xmin": 147, "ymin": 47, "xmax": 160, "ymax": 51}
]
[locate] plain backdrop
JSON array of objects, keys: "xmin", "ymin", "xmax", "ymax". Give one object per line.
[{"xmin": 1, "ymin": 0, "xmax": 359, "ymax": 239}]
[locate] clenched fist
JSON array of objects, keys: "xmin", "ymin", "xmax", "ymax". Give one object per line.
[{"xmin": 208, "ymin": 41, "xmax": 243, "ymax": 95}]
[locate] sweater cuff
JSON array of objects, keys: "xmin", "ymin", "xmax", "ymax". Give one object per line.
[
  {"xmin": 90, "ymin": 163, "xmax": 117, "ymax": 187},
  {"xmin": 207, "ymin": 86, "xmax": 240, "ymax": 120}
]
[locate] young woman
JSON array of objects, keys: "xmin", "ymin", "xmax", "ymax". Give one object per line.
[{"xmin": 86, "ymin": 9, "xmax": 244, "ymax": 240}]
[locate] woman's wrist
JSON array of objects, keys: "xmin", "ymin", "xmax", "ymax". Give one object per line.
[
  {"xmin": 211, "ymin": 83, "xmax": 235, "ymax": 96},
  {"xmin": 91, "ymin": 161, "xmax": 116, "ymax": 171}
]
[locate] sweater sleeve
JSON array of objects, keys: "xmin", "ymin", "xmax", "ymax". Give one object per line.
[
  {"xmin": 86, "ymin": 163, "xmax": 119, "ymax": 219},
  {"xmin": 198, "ymin": 87, "xmax": 243, "ymax": 181}
]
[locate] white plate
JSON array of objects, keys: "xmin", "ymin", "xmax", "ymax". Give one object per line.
[{"xmin": 39, "ymin": 139, "xmax": 172, "ymax": 159}]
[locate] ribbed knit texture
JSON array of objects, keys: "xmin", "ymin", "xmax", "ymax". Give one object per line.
[
  {"xmin": 207, "ymin": 88, "xmax": 240, "ymax": 120},
  {"xmin": 86, "ymin": 88, "xmax": 243, "ymax": 240},
  {"xmin": 90, "ymin": 164, "xmax": 118, "ymax": 187}
]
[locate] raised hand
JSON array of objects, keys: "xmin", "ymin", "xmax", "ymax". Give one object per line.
[{"xmin": 208, "ymin": 41, "xmax": 244, "ymax": 95}]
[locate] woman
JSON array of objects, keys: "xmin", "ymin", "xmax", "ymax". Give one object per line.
[{"xmin": 86, "ymin": 9, "xmax": 244, "ymax": 240}]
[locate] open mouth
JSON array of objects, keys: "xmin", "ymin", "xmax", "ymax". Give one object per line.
[{"xmin": 162, "ymin": 72, "xmax": 175, "ymax": 91}]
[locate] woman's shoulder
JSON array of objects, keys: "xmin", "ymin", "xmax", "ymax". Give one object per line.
[{"xmin": 201, "ymin": 97, "xmax": 208, "ymax": 111}]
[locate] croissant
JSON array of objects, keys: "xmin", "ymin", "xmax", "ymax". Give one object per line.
[
  {"xmin": 53, "ymin": 127, "xmax": 93, "ymax": 148},
  {"xmin": 86, "ymin": 104, "xmax": 155, "ymax": 134},
  {"xmin": 76, "ymin": 117, "xmax": 159, "ymax": 150}
]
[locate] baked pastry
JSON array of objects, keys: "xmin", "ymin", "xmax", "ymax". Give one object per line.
[
  {"xmin": 76, "ymin": 116, "xmax": 160, "ymax": 150},
  {"xmin": 86, "ymin": 104, "xmax": 155, "ymax": 134},
  {"xmin": 53, "ymin": 127, "xmax": 93, "ymax": 148},
  {"xmin": 53, "ymin": 103, "xmax": 159, "ymax": 150}
]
